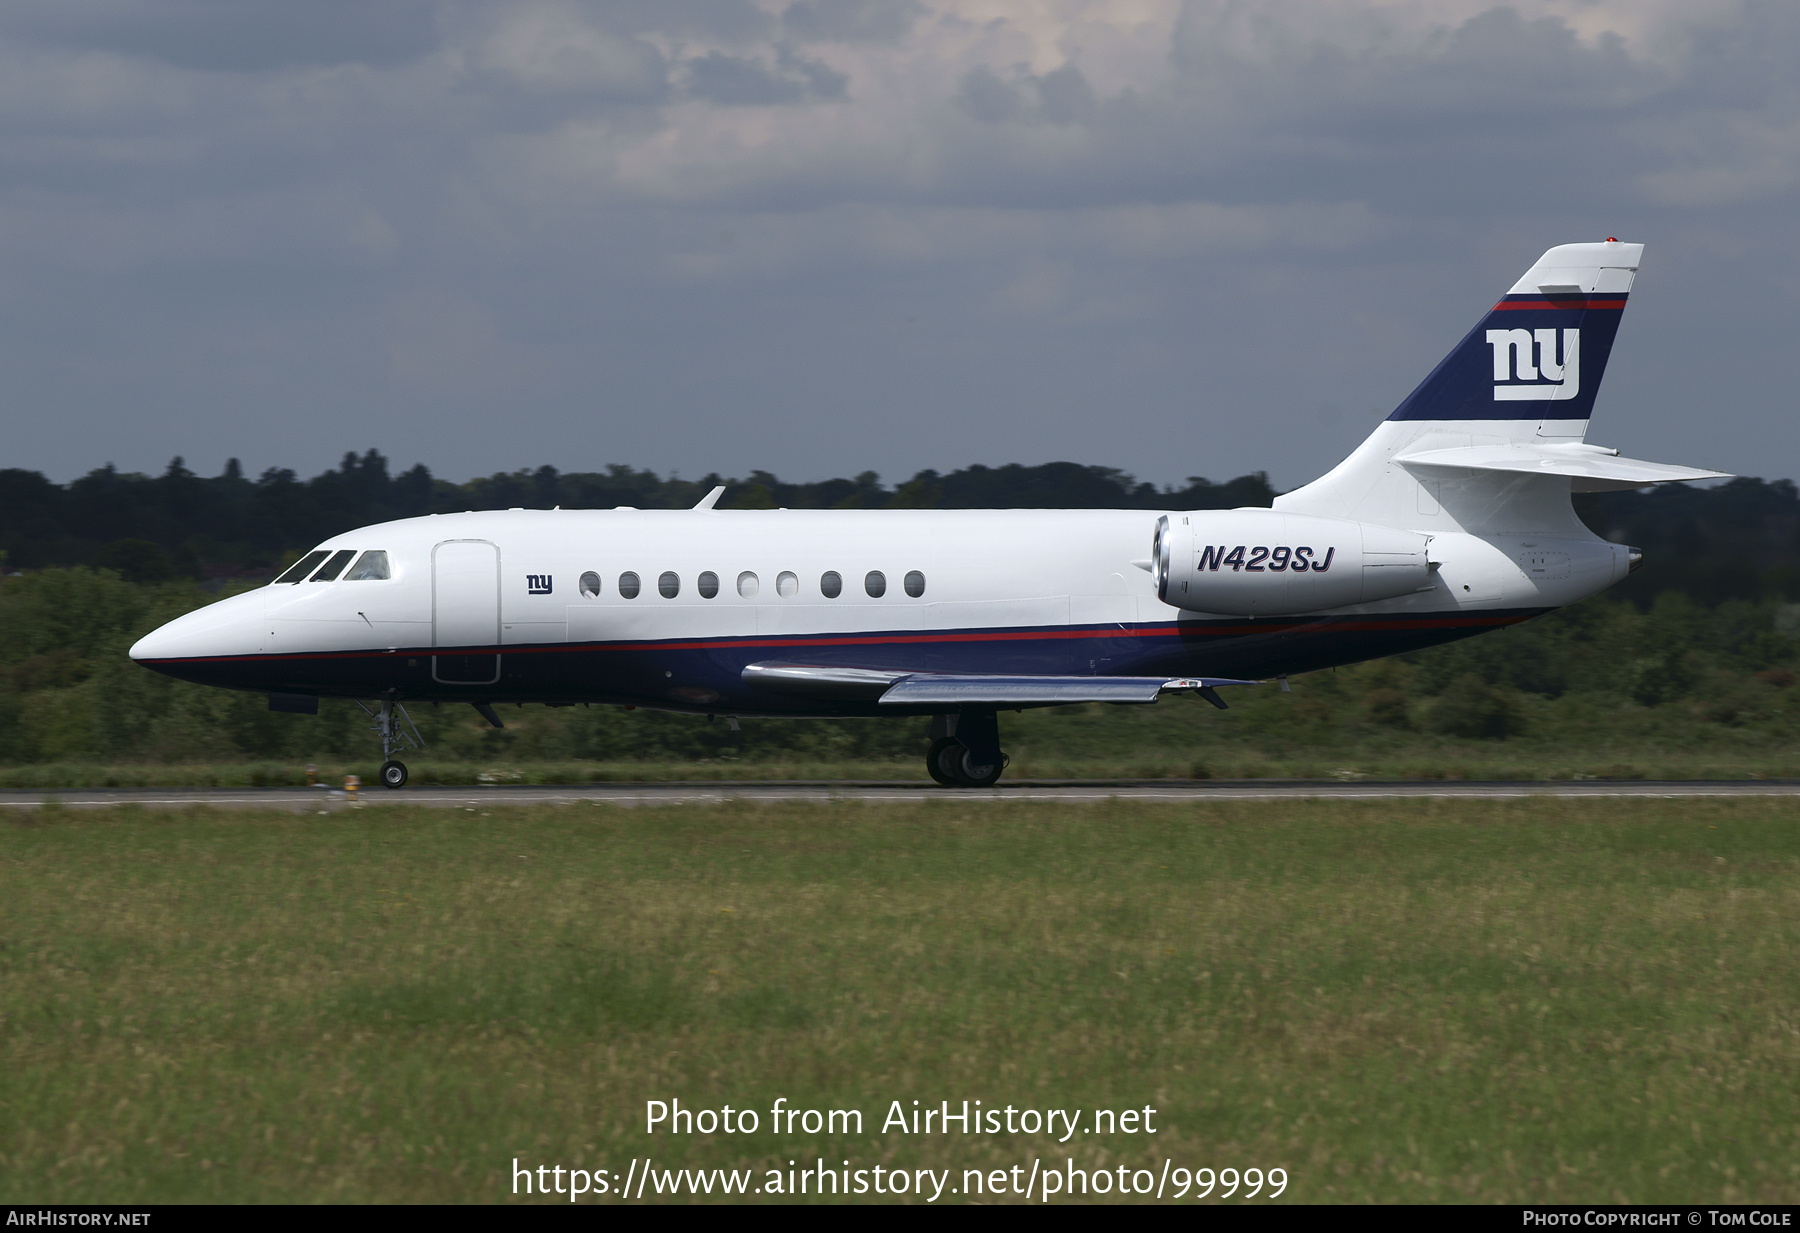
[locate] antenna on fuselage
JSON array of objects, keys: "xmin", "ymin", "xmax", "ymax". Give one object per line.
[{"xmin": 693, "ymin": 485, "xmax": 726, "ymax": 510}]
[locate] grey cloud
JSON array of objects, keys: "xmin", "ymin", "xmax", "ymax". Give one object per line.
[
  {"xmin": 954, "ymin": 66, "xmax": 1020, "ymax": 124},
  {"xmin": 684, "ymin": 46, "xmax": 847, "ymax": 106},
  {"xmin": 467, "ymin": 30, "xmax": 669, "ymax": 104},
  {"xmin": 1665, "ymin": 2, "xmax": 1800, "ymax": 110},
  {"xmin": 782, "ymin": 0, "xmax": 924, "ymax": 43},
  {"xmin": 7, "ymin": 0, "xmax": 441, "ymax": 71},
  {"xmin": 924, "ymin": 7, "xmax": 1722, "ymax": 220},
  {"xmin": 562, "ymin": 0, "xmax": 773, "ymax": 43},
  {"xmin": 778, "ymin": 44, "xmax": 850, "ymax": 100},
  {"xmin": 687, "ymin": 51, "xmax": 806, "ymax": 105},
  {"xmin": 0, "ymin": 2, "xmax": 1797, "ymax": 495},
  {"xmin": 954, "ymin": 64, "xmax": 1098, "ymax": 126},
  {"xmin": 1035, "ymin": 65, "xmax": 1098, "ymax": 126},
  {"xmin": 1169, "ymin": 7, "xmax": 1660, "ymax": 134}
]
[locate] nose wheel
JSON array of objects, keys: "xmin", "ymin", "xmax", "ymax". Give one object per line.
[{"xmin": 356, "ymin": 697, "xmax": 424, "ymax": 790}]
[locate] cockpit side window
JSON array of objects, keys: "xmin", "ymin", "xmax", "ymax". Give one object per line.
[
  {"xmin": 310, "ymin": 549, "xmax": 357, "ymax": 582},
  {"xmin": 274, "ymin": 551, "xmax": 331, "ymax": 584},
  {"xmin": 345, "ymin": 551, "xmax": 391, "ymax": 580}
]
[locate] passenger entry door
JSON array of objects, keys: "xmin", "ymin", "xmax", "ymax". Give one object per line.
[{"xmin": 433, "ymin": 540, "xmax": 501, "ymax": 684}]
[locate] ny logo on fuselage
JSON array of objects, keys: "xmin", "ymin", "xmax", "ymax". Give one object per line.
[
  {"xmin": 526, "ymin": 574, "xmax": 552, "ymax": 595},
  {"xmin": 1486, "ymin": 328, "xmax": 1579, "ymax": 401}
]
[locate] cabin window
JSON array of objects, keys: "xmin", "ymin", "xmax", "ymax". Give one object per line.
[
  {"xmin": 820, "ymin": 570, "xmax": 842, "ymax": 598},
  {"xmin": 865, "ymin": 570, "xmax": 886, "ymax": 598},
  {"xmin": 697, "ymin": 571, "xmax": 719, "ymax": 599},
  {"xmin": 274, "ymin": 551, "xmax": 330, "ymax": 584},
  {"xmin": 904, "ymin": 570, "xmax": 926, "ymax": 598},
  {"xmin": 579, "ymin": 571, "xmax": 601, "ymax": 597},
  {"xmin": 310, "ymin": 549, "xmax": 357, "ymax": 581},
  {"xmin": 658, "ymin": 571, "xmax": 680, "ymax": 598},
  {"xmin": 737, "ymin": 571, "xmax": 759, "ymax": 598},
  {"xmin": 618, "ymin": 571, "xmax": 641, "ymax": 599},
  {"xmin": 345, "ymin": 551, "xmax": 391, "ymax": 581},
  {"xmin": 776, "ymin": 571, "xmax": 799, "ymax": 598}
]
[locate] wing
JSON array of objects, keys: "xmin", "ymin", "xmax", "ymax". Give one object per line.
[{"xmin": 741, "ymin": 662, "xmax": 1255, "ymax": 709}]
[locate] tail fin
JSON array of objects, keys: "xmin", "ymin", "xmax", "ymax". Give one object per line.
[
  {"xmin": 1387, "ymin": 239, "xmax": 1642, "ymax": 436},
  {"xmin": 1278, "ymin": 240, "xmax": 1725, "ymax": 537}
]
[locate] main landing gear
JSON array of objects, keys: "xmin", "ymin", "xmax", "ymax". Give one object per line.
[
  {"xmin": 925, "ymin": 711, "xmax": 1008, "ymax": 788},
  {"xmin": 928, "ymin": 738, "xmax": 1004, "ymax": 787},
  {"xmin": 356, "ymin": 697, "xmax": 424, "ymax": 789}
]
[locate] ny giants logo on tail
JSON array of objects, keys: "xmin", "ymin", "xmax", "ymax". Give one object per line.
[{"xmin": 1487, "ymin": 328, "xmax": 1579, "ymax": 401}]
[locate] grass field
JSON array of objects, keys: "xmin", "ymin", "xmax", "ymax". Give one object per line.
[{"xmin": 3, "ymin": 797, "xmax": 1797, "ymax": 1204}]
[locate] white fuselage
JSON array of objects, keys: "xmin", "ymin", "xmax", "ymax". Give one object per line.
[{"xmin": 129, "ymin": 505, "xmax": 1624, "ymax": 716}]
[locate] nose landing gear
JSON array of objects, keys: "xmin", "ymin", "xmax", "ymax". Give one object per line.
[{"xmin": 356, "ymin": 697, "xmax": 424, "ymax": 789}]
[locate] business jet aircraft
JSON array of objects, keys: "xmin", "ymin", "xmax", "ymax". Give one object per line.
[{"xmin": 131, "ymin": 240, "xmax": 1724, "ymax": 789}]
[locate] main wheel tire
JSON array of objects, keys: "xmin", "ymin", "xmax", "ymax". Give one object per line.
[
  {"xmin": 926, "ymin": 738, "xmax": 961, "ymax": 786},
  {"xmin": 380, "ymin": 760, "xmax": 409, "ymax": 789},
  {"xmin": 951, "ymin": 747, "xmax": 1003, "ymax": 788}
]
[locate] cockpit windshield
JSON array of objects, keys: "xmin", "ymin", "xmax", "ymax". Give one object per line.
[
  {"xmin": 272, "ymin": 551, "xmax": 330, "ymax": 584},
  {"xmin": 309, "ymin": 550, "xmax": 357, "ymax": 581},
  {"xmin": 345, "ymin": 551, "xmax": 390, "ymax": 580}
]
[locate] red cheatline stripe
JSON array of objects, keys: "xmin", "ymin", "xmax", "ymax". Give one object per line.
[
  {"xmin": 135, "ymin": 613, "xmax": 1535, "ymax": 666},
  {"xmin": 1490, "ymin": 298, "xmax": 1627, "ymax": 310}
]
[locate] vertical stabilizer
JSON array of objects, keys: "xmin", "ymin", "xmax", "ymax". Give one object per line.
[
  {"xmin": 1387, "ymin": 240, "xmax": 1641, "ymax": 437},
  {"xmin": 1276, "ymin": 240, "xmax": 1643, "ymax": 536}
]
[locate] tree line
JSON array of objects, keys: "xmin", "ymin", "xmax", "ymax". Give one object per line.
[
  {"xmin": 1, "ymin": 450, "xmax": 1795, "ymax": 608},
  {"xmin": 0, "ymin": 450, "xmax": 1797, "ymax": 768},
  {"xmin": 0, "ymin": 453, "xmax": 1276, "ymax": 582}
]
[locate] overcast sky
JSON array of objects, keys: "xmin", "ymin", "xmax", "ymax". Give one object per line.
[{"xmin": 3, "ymin": 0, "xmax": 1795, "ymax": 491}]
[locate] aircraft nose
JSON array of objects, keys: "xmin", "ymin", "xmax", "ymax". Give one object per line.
[
  {"xmin": 129, "ymin": 590, "xmax": 266, "ymax": 664},
  {"xmin": 128, "ymin": 627, "xmax": 172, "ymax": 662}
]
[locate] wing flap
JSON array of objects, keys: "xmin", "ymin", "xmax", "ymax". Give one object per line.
[{"xmin": 878, "ymin": 675, "xmax": 1162, "ymax": 705}]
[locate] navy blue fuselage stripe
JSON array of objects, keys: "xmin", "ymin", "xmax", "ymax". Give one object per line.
[
  {"xmin": 1387, "ymin": 294, "xmax": 1627, "ymax": 422},
  {"xmin": 136, "ymin": 612, "xmax": 1546, "ymax": 717}
]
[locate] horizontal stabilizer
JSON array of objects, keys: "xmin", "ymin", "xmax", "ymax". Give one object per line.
[
  {"xmin": 743, "ymin": 661, "xmax": 1255, "ymax": 707},
  {"xmin": 1396, "ymin": 443, "xmax": 1730, "ymax": 492}
]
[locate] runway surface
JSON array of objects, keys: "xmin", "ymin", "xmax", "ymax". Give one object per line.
[{"xmin": 4, "ymin": 779, "xmax": 1800, "ymax": 810}]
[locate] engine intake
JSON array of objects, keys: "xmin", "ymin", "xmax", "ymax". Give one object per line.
[{"xmin": 1154, "ymin": 510, "xmax": 1432, "ymax": 615}]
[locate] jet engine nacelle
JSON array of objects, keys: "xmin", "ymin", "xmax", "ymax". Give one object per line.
[{"xmin": 1154, "ymin": 510, "xmax": 1432, "ymax": 615}]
